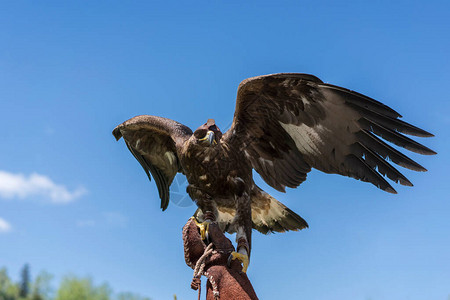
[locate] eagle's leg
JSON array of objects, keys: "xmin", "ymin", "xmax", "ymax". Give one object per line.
[
  {"xmin": 228, "ymin": 191, "xmax": 252, "ymax": 273},
  {"xmin": 189, "ymin": 185, "xmax": 218, "ymax": 242}
]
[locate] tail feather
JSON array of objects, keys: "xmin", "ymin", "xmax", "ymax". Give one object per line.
[
  {"xmin": 194, "ymin": 186, "xmax": 308, "ymax": 234},
  {"xmin": 250, "ymin": 189, "xmax": 308, "ymax": 234}
]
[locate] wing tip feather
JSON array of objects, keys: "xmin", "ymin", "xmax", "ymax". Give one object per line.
[
  {"xmin": 385, "ymin": 186, "xmax": 398, "ymax": 194},
  {"xmin": 161, "ymin": 200, "xmax": 169, "ymax": 211},
  {"xmin": 425, "ymin": 148, "xmax": 437, "ymax": 155},
  {"xmin": 112, "ymin": 126, "xmax": 122, "ymax": 141},
  {"xmin": 400, "ymin": 179, "xmax": 414, "ymax": 187},
  {"xmin": 419, "ymin": 132, "xmax": 434, "ymax": 138}
]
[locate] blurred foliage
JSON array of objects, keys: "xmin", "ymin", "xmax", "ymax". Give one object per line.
[
  {"xmin": 19, "ymin": 265, "xmax": 30, "ymax": 299},
  {"xmin": 115, "ymin": 292, "xmax": 150, "ymax": 300},
  {"xmin": 0, "ymin": 265, "xmax": 151, "ymax": 300}
]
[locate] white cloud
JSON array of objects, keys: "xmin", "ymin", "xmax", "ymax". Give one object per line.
[
  {"xmin": 103, "ymin": 212, "xmax": 127, "ymax": 228},
  {"xmin": 77, "ymin": 212, "xmax": 127, "ymax": 229},
  {"xmin": 76, "ymin": 220, "xmax": 96, "ymax": 228},
  {"xmin": 0, "ymin": 171, "xmax": 87, "ymax": 204},
  {"xmin": 0, "ymin": 217, "xmax": 12, "ymax": 233}
]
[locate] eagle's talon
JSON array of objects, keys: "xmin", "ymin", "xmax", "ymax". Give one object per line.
[
  {"xmin": 228, "ymin": 251, "xmax": 249, "ymax": 273},
  {"xmin": 191, "ymin": 216, "xmax": 210, "ymax": 241}
]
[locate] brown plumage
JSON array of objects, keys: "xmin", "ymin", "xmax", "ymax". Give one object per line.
[{"xmin": 113, "ymin": 73, "xmax": 435, "ymax": 268}]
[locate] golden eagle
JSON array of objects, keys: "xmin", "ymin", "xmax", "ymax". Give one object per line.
[{"xmin": 113, "ymin": 73, "xmax": 435, "ymax": 272}]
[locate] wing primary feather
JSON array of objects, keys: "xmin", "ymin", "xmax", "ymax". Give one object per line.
[
  {"xmin": 358, "ymin": 117, "xmax": 436, "ymax": 155},
  {"xmin": 357, "ymin": 130, "xmax": 427, "ymax": 171},
  {"xmin": 352, "ymin": 142, "xmax": 413, "ymax": 186},
  {"xmin": 125, "ymin": 142, "xmax": 152, "ymax": 181},
  {"xmin": 125, "ymin": 142, "xmax": 170, "ymax": 211},
  {"xmin": 346, "ymin": 154, "xmax": 397, "ymax": 193},
  {"xmin": 346, "ymin": 102, "xmax": 434, "ymax": 137},
  {"xmin": 150, "ymin": 164, "xmax": 169, "ymax": 209},
  {"xmin": 321, "ymin": 84, "xmax": 402, "ymax": 118}
]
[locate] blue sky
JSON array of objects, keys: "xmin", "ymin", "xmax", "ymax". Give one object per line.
[{"xmin": 0, "ymin": 1, "xmax": 449, "ymax": 299}]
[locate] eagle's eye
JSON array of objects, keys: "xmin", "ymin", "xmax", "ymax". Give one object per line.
[{"xmin": 194, "ymin": 129, "xmax": 208, "ymax": 140}]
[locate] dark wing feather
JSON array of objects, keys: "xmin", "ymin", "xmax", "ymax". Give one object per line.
[
  {"xmin": 223, "ymin": 73, "xmax": 435, "ymax": 194},
  {"xmin": 113, "ymin": 115, "xmax": 192, "ymax": 210}
]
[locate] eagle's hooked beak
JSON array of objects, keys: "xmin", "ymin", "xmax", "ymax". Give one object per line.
[{"xmin": 199, "ymin": 130, "xmax": 216, "ymax": 145}]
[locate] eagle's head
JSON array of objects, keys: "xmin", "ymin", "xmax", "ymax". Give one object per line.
[{"xmin": 193, "ymin": 119, "xmax": 222, "ymax": 146}]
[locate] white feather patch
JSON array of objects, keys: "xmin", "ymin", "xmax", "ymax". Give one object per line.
[
  {"xmin": 164, "ymin": 151, "xmax": 176, "ymax": 165},
  {"xmin": 217, "ymin": 210, "xmax": 234, "ymax": 224},
  {"xmin": 280, "ymin": 122, "xmax": 326, "ymax": 155}
]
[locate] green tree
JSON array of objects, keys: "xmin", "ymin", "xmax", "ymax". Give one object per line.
[
  {"xmin": 19, "ymin": 264, "xmax": 30, "ymax": 298},
  {"xmin": 116, "ymin": 292, "xmax": 150, "ymax": 300},
  {"xmin": 0, "ymin": 267, "xmax": 152, "ymax": 300},
  {"xmin": 31, "ymin": 271, "xmax": 53, "ymax": 300},
  {"xmin": 0, "ymin": 268, "xmax": 20, "ymax": 300},
  {"xmin": 55, "ymin": 275, "xmax": 111, "ymax": 300}
]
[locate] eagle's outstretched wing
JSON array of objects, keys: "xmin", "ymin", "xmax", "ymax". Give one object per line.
[
  {"xmin": 113, "ymin": 115, "xmax": 193, "ymax": 210},
  {"xmin": 223, "ymin": 73, "xmax": 436, "ymax": 193}
]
